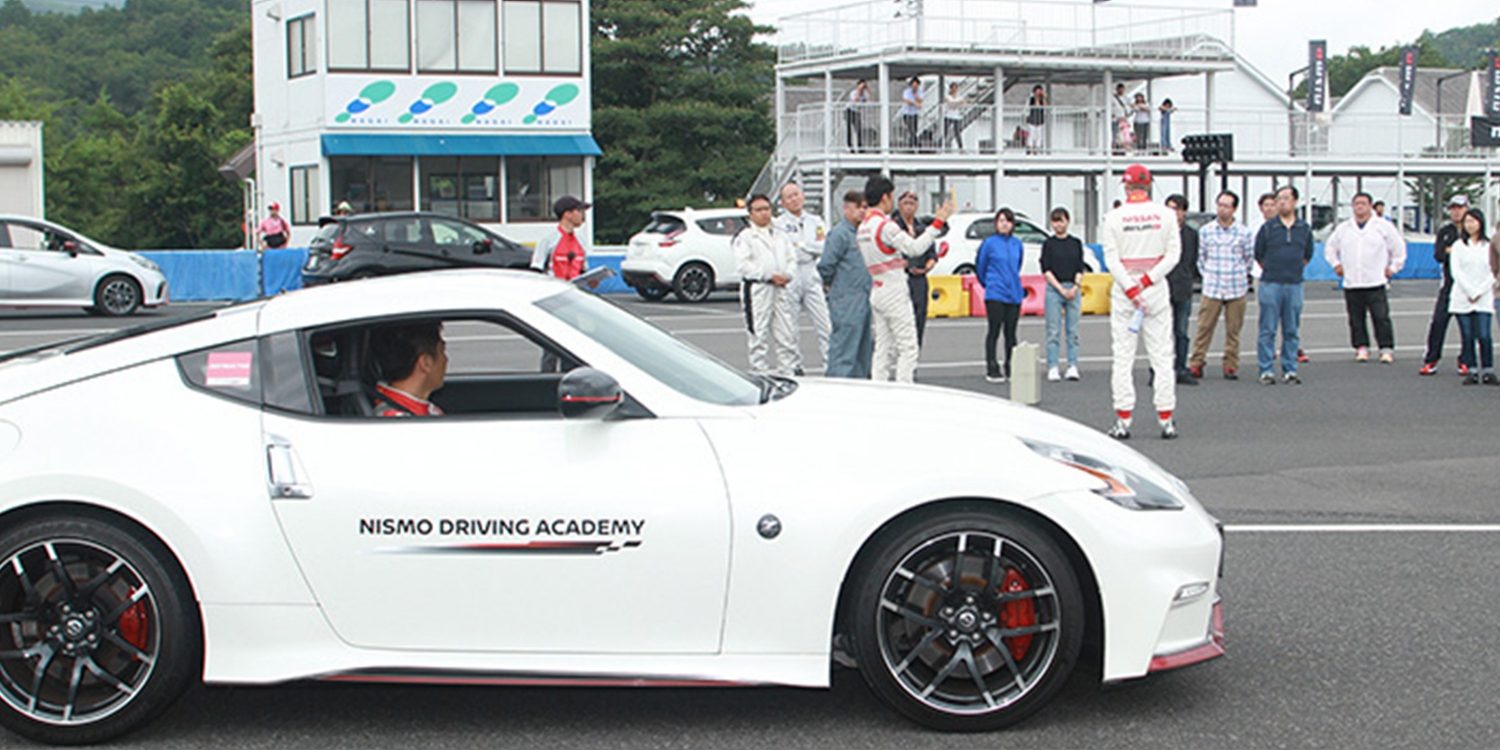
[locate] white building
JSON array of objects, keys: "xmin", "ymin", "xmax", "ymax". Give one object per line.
[
  {"xmin": 250, "ymin": 0, "xmax": 598, "ymax": 246},
  {"xmin": 0, "ymin": 122, "xmax": 45, "ymax": 219}
]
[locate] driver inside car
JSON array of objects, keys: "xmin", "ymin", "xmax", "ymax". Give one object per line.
[{"xmin": 369, "ymin": 322, "xmax": 449, "ymax": 417}]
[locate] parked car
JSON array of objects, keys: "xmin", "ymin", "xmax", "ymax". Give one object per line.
[
  {"xmin": 0, "ymin": 215, "xmax": 168, "ymax": 316},
  {"xmin": 621, "ymin": 208, "xmax": 749, "ymax": 302},
  {"xmin": 0, "ymin": 270, "xmax": 1223, "ymax": 744},
  {"xmin": 929, "ymin": 212, "xmax": 1101, "ymax": 277},
  {"xmin": 302, "ymin": 212, "xmax": 531, "ymax": 285}
]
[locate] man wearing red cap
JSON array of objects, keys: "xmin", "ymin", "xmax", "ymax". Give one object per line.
[
  {"xmin": 531, "ymin": 195, "xmax": 591, "ymax": 281},
  {"xmin": 1101, "ymin": 164, "xmax": 1182, "ymax": 439}
]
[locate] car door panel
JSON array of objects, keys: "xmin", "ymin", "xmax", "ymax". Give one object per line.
[{"xmin": 4, "ymin": 223, "xmax": 93, "ymax": 303}]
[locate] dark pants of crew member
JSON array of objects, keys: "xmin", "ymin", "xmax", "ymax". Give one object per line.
[
  {"xmin": 944, "ymin": 119, "xmax": 963, "ymax": 150},
  {"xmin": 845, "ymin": 109, "xmax": 864, "ymax": 151},
  {"xmin": 908, "ymin": 274, "xmax": 930, "ymax": 347},
  {"xmin": 1423, "ymin": 281, "xmax": 1453, "ymax": 364},
  {"xmin": 984, "ymin": 301, "xmax": 1021, "ymax": 377},
  {"xmin": 1344, "ymin": 287, "xmax": 1395, "ymax": 350},
  {"xmin": 1172, "ymin": 296, "xmax": 1192, "ymax": 374},
  {"xmin": 903, "ymin": 114, "xmax": 919, "ymax": 149}
]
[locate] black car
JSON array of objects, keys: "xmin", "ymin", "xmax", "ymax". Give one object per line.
[{"xmin": 302, "ymin": 212, "xmax": 532, "ymax": 285}]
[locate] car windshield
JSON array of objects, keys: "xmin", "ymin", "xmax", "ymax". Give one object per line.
[
  {"xmin": 641, "ymin": 215, "xmax": 686, "ymax": 235},
  {"xmin": 536, "ymin": 290, "xmax": 762, "ymax": 407}
]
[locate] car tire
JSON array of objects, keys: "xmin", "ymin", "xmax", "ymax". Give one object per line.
[
  {"xmin": 954, "ymin": 264, "xmax": 977, "ymax": 277},
  {"xmin": 0, "ymin": 513, "xmax": 201, "ymax": 745},
  {"xmin": 93, "ymin": 276, "xmax": 141, "ymax": 317},
  {"xmin": 850, "ymin": 507, "xmax": 1084, "ymax": 732},
  {"xmin": 672, "ymin": 263, "xmax": 715, "ymax": 303},
  {"xmin": 634, "ymin": 285, "xmax": 670, "ymax": 302}
]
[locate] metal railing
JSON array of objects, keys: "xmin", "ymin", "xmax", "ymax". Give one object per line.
[{"xmin": 777, "ymin": 0, "xmax": 1234, "ymax": 65}]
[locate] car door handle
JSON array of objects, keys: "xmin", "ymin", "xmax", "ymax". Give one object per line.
[{"xmin": 265, "ymin": 435, "xmax": 314, "ymax": 500}]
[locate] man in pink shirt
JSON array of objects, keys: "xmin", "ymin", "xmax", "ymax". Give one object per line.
[
  {"xmin": 258, "ymin": 203, "xmax": 291, "ymax": 249},
  {"xmin": 1324, "ymin": 192, "xmax": 1406, "ymax": 363}
]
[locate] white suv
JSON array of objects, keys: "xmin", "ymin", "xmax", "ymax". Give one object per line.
[
  {"xmin": 930, "ymin": 211, "xmax": 1100, "ymax": 277},
  {"xmin": 621, "ymin": 208, "xmax": 748, "ymax": 303}
]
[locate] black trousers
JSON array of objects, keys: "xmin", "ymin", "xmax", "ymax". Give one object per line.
[
  {"xmin": 944, "ymin": 119, "xmax": 963, "ymax": 149},
  {"xmin": 908, "ymin": 274, "xmax": 929, "ymax": 346},
  {"xmin": 984, "ymin": 301, "xmax": 1020, "ymax": 376},
  {"xmin": 903, "ymin": 114, "xmax": 919, "ymax": 148},
  {"xmin": 1172, "ymin": 296, "xmax": 1192, "ymax": 373},
  {"xmin": 1423, "ymin": 281, "xmax": 1453, "ymax": 363},
  {"xmin": 845, "ymin": 109, "xmax": 864, "ymax": 150},
  {"xmin": 1344, "ymin": 286, "xmax": 1394, "ymax": 350}
]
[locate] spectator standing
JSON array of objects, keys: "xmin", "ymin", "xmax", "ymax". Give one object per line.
[
  {"xmin": 1026, "ymin": 85, "xmax": 1047, "ymax": 153},
  {"xmin": 1132, "ymin": 93, "xmax": 1151, "ymax": 153},
  {"xmin": 894, "ymin": 192, "xmax": 938, "ymax": 347},
  {"xmin": 1419, "ymin": 195, "xmax": 1470, "ymax": 375},
  {"xmin": 1254, "ymin": 186, "xmax": 1315, "ymax": 384},
  {"xmin": 334, "ymin": 201, "xmax": 354, "ymax": 217},
  {"xmin": 901, "ymin": 77, "xmax": 923, "ymax": 150},
  {"xmin": 846, "ymin": 79, "xmax": 872, "ymax": 151},
  {"xmin": 944, "ymin": 83, "xmax": 966, "ymax": 151},
  {"xmin": 1324, "ymin": 192, "xmax": 1406, "ymax": 363},
  {"xmin": 1102, "ymin": 165, "xmax": 1182, "ymax": 439},
  {"xmin": 818, "ymin": 191, "xmax": 873, "ymax": 378},
  {"xmin": 856, "ymin": 176, "xmax": 953, "ymax": 383},
  {"xmin": 1112, "ymin": 83, "xmax": 1131, "ymax": 152},
  {"xmin": 1164, "ymin": 195, "xmax": 1200, "ymax": 385},
  {"xmin": 977, "ymin": 209, "xmax": 1025, "ymax": 383},
  {"xmin": 258, "ymin": 203, "xmax": 290, "ymax": 249},
  {"xmin": 1450, "ymin": 209, "xmax": 1497, "ymax": 385},
  {"xmin": 775, "ymin": 183, "xmax": 832, "ymax": 375},
  {"xmin": 1158, "ymin": 99, "xmax": 1176, "ymax": 151},
  {"xmin": 734, "ymin": 195, "xmax": 798, "ymax": 377},
  {"xmin": 1190, "ymin": 191, "xmax": 1255, "ymax": 380},
  {"xmin": 1040, "ymin": 207, "xmax": 1084, "ymax": 382},
  {"xmin": 530, "ymin": 195, "xmax": 591, "ymax": 281}
]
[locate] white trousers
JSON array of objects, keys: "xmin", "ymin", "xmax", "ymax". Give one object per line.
[
  {"xmin": 786, "ymin": 262, "xmax": 831, "ymax": 371},
  {"xmin": 871, "ymin": 279, "xmax": 920, "ymax": 383},
  {"xmin": 743, "ymin": 282, "xmax": 798, "ymax": 376},
  {"xmin": 1110, "ymin": 286, "xmax": 1176, "ymax": 418}
]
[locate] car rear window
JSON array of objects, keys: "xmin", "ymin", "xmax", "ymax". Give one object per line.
[
  {"xmin": 313, "ymin": 223, "xmax": 342, "ymax": 243},
  {"xmin": 642, "ymin": 215, "xmax": 686, "ymax": 236}
]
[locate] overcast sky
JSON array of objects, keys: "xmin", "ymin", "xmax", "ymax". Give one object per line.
[{"xmin": 742, "ymin": 0, "xmax": 1500, "ymax": 82}]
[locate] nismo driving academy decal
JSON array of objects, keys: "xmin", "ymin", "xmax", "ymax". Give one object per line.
[{"xmin": 359, "ymin": 517, "xmax": 646, "ymax": 556}]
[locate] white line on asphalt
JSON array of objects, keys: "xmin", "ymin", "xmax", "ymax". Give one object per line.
[
  {"xmin": 1225, "ymin": 524, "xmax": 1500, "ymax": 533},
  {"xmin": 893, "ymin": 343, "xmax": 1451, "ymax": 370}
]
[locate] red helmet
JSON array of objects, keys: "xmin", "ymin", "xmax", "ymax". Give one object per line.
[{"xmin": 1122, "ymin": 164, "xmax": 1153, "ymax": 186}]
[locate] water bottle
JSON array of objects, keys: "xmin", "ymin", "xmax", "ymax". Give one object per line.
[{"xmin": 1127, "ymin": 307, "xmax": 1145, "ymax": 334}]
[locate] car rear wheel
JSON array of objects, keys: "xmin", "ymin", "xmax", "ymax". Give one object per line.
[
  {"xmin": 0, "ymin": 515, "xmax": 200, "ymax": 745},
  {"xmin": 634, "ymin": 285, "xmax": 670, "ymax": 302},
  {"xmin": 93, "ymin": 276, "xmax": 141, "ymax": 317},
  {"xmin": 672, "ymin": 263, "xmax": 715, "ymax": 303},
  {"xmin": 954, "ymin": 264, "xmax": 976, "ymax": 277},
  {"xmin": 851, "ymin": 508, "xmax": 1083, "ymax": 732}
]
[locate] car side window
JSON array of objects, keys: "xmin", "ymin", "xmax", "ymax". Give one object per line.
[
  {"xmin": 4, "ymin": 223, "xmax": 53, "ymax": 253},
  {"xmin": 177, "ymin": 340, "xmax": 261, "ymax": 406},
  {"xmin": 696, "ymin": 217, "xmax": 743, "ymax": 236},
  {"xmin": 0, "ymin": 223, "xmax": 11, "ymax": 248},
  {"xmin": 382, "ymin": 218, "xmax": 426, "ymax": 244},
  {"xmin": 1014, "ymin": 221, "xmax": 1049, "ymax": 244},
  {"xmin": 966, "ymin": 219, "xmax": 995, "ymax": 241},
  {"xmin": 431, "ymin": 219, "xmax": 486, "ymax": 248},
  {"xmin": 261, "ymin": 332, "xmax": 314, "ymax": 413}
]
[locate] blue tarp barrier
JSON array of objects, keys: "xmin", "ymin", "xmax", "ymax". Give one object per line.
[{"xmin": 261, "ymin": 248, "xmax": 309, "ymax": 296}]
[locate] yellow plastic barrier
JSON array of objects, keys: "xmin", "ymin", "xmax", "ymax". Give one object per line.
[
  {"xmin": 927, "ymin": 275, "xmax": 969, "ymax": 318},
  {"xmin": 1079, "ymin": 273, "xmax": 1113, "ymax": 315}
]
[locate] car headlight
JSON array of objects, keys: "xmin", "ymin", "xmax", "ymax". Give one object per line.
[
  {"xmin": 129, "ymin": 254, "xmax": 160, "ymax": 272},
  {"xmin": 1023, "ymin": 439, "xmax": 1184, "ymax": 511}
]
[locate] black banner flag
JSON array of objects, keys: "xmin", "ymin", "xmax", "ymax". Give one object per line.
[
  {"xmin": 1308, "ymin": 41, "xmax": 1328, "ymax": 113},
  {"xmin": 1397, "ymin": 46, "xmax": 1418, "ymax": 116}
]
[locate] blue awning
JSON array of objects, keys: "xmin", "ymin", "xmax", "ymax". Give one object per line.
[{"xmin": 320, "ymin": 133, "xmax": 601, "ymax": 157}]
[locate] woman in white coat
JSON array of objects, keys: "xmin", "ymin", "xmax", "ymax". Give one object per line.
[{"xmin": 1448, "ymin": 209, "xmax": 1497, "ymax": 385}]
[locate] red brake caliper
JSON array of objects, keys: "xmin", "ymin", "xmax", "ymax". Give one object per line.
[
  {"xmin": 998, "ymin": 568, "xmax": 1035, "ymax": 661},
  {"xmin": 118, "ymin": 590, "xmax": 150, "ymax": 653}
]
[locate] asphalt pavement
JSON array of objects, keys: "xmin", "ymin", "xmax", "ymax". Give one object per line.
[{"xmin": 1, "ymin": 281, "xmax": 1497, "ymax": 748}]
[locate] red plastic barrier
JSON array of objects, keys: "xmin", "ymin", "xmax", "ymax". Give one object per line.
[
  {"xmin": 1020, "ymin": 274, "xmax": 1047, "ymax": 316},
  {"xmin": 962, "ymin": 275, "xmax": 987, "ymax": 317}
]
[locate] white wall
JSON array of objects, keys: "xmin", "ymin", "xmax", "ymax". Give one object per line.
[
  {"xmin": 1327, "ymin": 82, "xmax": 1438, "ymax": 158},
  {"xmin": 0, "ymin": 122, "xmax": 44, "ymax": 219}
]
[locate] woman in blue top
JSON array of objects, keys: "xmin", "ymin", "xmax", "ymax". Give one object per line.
[{"xmin": 977, "ymin": 208, "xmax": 1025, "ymax": 383}]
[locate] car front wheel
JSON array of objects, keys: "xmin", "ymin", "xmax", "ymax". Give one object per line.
[
  {"xmin": 634, "ymin": 285, "xmax": 670, "ymax": 302},
  {"xmin": 851, "ymin": 508, "xmax": 1083, "ymax": 731},
  {"xmin": 672, "ymin": 263, "xmax": 715, "ymax": 303},
  {"xmin": 953, "ymin": 263, "xmax": 976, "ymax": 277},
  {"xmin": 0, "ymin": 514, "xmax": 200, "ymax": 745},
  {"xmin": 93, "ymin": 276, "xmax": 141, "ymax": 317}
]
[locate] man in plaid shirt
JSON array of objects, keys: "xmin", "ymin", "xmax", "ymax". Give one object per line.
[{"xmin": 1189, "ymin": 191, "xmax": 1255, "ymax": 379}]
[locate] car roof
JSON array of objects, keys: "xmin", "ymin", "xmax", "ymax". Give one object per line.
[
  {"xmin": 654, "ymin": 207, "xmax": 748, "ymax": 220},
  {"xmin": 256, "ymin": 269, "xmax": 572, "ymax": 333}
]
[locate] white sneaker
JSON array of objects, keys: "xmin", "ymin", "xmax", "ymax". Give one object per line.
[
  {"xmin": 1107, "ymin": 418, "xmax": 1131, "ymax": 440},
  {"xmin": 1046, "ymin": 367, "xmax": 1061, "ymax": 382},
  {"xmin": 1160, "ymin": 418, "xmax": 1178, "ymax": 440},
  {"xmin": 1064, "ymin": 364, "xmax": 1080, "ymax": 381},
  {"xmin": 985, "ymin": 373, "xmax": 1007, "ymax": 384}
]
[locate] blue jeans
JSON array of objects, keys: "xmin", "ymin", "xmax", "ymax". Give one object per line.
[
  {"xmin": 1257, "ymin": 282, "xmax": 1304, "ymax": 376},
  {"xmin": 1456, "ymin": 312, "xmax": 1494, "ymax": 370},
  {"xmin": 1161, "ymin": 114, "xmax": 1172, "ymax": 150},
  {"xmin": 1044, "ymin": 283, "xmax": 1081, "ymax": 367}
]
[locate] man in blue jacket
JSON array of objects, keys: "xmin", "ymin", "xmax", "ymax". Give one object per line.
[
  {"xmin": 1253, "ymin": 185, "xmax": 1315, "ymax": 384},
  {"xmin": 818, "ymin": 191, "xmax": 873, "ymax": 378}
]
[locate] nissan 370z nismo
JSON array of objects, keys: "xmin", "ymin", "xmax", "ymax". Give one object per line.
[{"xmin": 0, "ymin": 270, "xmax": 1224, "ymax": 744}]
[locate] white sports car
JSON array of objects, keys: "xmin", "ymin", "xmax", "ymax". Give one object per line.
[{"xmin": 0, "ymin": 271, "xmax": 1223, "ymax": 744}]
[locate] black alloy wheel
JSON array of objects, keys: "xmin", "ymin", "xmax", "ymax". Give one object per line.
[{"xmin": 672, "ymin": 263, "xmax": 715, "ymax": 303}]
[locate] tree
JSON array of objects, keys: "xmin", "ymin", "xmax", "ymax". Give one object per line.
[
  {"xmin": 591, "ymin": 0, "xmax": 776, "ymax": 243},
  {"xmin": 125, "ymin": 82, "xmax": 244, "ymax": 248}
]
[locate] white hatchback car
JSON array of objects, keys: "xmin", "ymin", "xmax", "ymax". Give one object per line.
[
  {"xmin": 0, "ymin": 271, "xmax": 1223, "ymax": 744},
  {"xmin": 621, "ymin": 208, "xmax": 748, "ymax": 303},
  {"xmin": 0, "ymin": 216, "xmax": 168, "ymax": 316},
  {"xmin": 930, "ymin": 212, "xmax": 1101, "ymax": 278}
]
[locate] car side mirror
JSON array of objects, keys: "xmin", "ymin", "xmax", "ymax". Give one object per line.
[
  {"xmin": 557, "ymin": 367, "xmax": 623, "ymax": 420},
  {"xmin": 474, "ymin": 238, "xmax": 493, "ymax": 255},
  {"xmin": 61, "ymin": 240, "xmax": 79, "ymax": 256}
]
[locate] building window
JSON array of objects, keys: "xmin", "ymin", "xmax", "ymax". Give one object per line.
[
  {"xmin": 329, "ymin": 157, "xmax": 414, "ymax": 213},
  {"xmin": 287, "ymin": 14, "xmax": 317, "ymax": 78},
  {"xmin": 421, "ymin": 157, "xmax": 499, "ymax": 221},
  {"xmin": 502, "ymin": 0, "xmax": 580, "ymax": 75},
  {"xmin": 290, "ymin": 165, "xmax": 321, "ymax": 225},
  {"xmin": 417, "ymin": 0, "xmax": 497, "ymax": 73},
  {"xmin": 328, "ymin": 0, "xmax": 411, "ymax": 72},
  {"xmin": 504, "ymin": 156, "xmax": 582, "ymax": 222}
]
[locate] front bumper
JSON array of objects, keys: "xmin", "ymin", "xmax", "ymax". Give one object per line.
[{"xmin": 1148, "ymin": 597, "xmax": 1225, "ymax": 673}]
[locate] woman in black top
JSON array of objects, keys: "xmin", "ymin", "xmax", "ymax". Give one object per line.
[{"xmin": 1040, "ymin": 207, "xmax": 1086, "ymax": 381}]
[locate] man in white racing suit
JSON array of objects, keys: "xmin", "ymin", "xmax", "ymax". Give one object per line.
[
  {"xmin": 1102, "ymin": 164, "xmax": 1182, "ymax": 439},
  {"xmin": 856, "ymin": 176, "xmax": 954, "ymax": 382},
  {"xmin": 734, "ymin": 194, "xmax": 799, "ymax": 376},
  {"xmin": 774, "ymin": 182, "xmax": 832, "ymax": 375}
]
